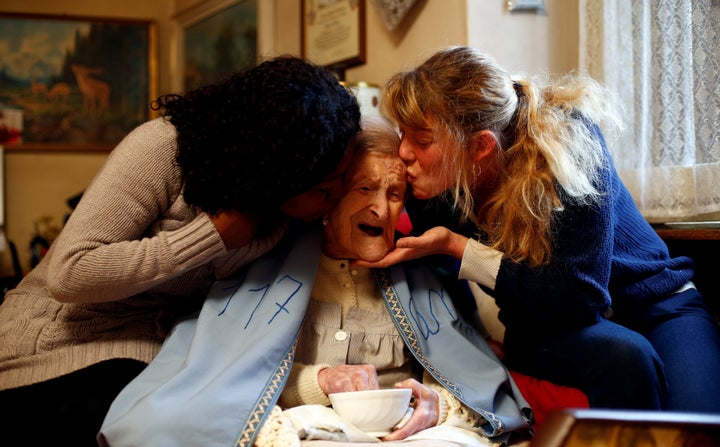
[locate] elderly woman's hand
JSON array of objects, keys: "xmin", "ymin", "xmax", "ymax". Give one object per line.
[
  {"xmin": 318, "ymin": 364, "xmax": 380, "ymax": 394},
  {"xmin": 381, "ymin": 378, "xmax": 439, "ymax": 441}
]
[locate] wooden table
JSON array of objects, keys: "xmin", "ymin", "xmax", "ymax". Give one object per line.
[{"xmin": 652, "ymin": 225, "xmax": 720, "ymax": 241}]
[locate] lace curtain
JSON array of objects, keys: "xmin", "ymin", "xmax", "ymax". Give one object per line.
[{"xmin": 579, "ymin": 0, "xmax": 720, "ymax": 221}]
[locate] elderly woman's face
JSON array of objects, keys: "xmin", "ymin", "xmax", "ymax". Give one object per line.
[{"xmin": 322, "ymin": 151, "xmax": 407, "ymax": 261}]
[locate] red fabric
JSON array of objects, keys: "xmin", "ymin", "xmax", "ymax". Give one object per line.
[
  {"xmin": 396, "ymin": 211, "xmax": 413, "ymax": 235},
  {"xmin": 510, "ymin": 371, "xmax": 589, "ymax": 430}
]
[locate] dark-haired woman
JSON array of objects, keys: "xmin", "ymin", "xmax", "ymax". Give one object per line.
[{"xmin": 0, "ymin": 55, "xmax": 360, "ymax": 446}]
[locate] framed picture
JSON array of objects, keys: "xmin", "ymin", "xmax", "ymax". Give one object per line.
[
  {"xmin": 533, "ymin": 409, "xmax": 720, "ymax": 447},
  {"xmin": 171, "ymin": 0, "xmax": 266, "ymax": 93},
  {"xmin": 0, "ymin": 12, "xmax": 156, "ymax": 152},
  {"xmin": 301, "ymin": 0, "xmax": 366, "ymax": 77}
]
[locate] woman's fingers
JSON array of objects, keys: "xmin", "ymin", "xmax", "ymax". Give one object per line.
[
  {"xmin": 352, "ymin": 246, "xmax": 418, "ymax": 268},
  {"xmin": 318, "ymin": 364, "xmax": 379, "ymax": 394},
  {"xmin": 382, "ymin": 379, "xmax": 440, "ymax": 441}
]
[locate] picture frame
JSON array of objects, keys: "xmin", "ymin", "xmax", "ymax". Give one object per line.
[
  {"xmin": 171, "ymin": 0, "xmax": 271, "ymax": 93},
  {"xmin": 301, "ymin": 0, "xmax": 366, "ymax": 78},
  {"xmin": 0, "ymin": 12, "xmax": 157, "ymax": 152},
  {"xmin": 532, "ymin": 409, "xmax": 720, "ymax": 447}
]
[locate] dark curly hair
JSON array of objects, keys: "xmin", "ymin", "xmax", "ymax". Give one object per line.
[{"xmin": 153, "ymin": 56, "xmax": 361, "ymax": 217}]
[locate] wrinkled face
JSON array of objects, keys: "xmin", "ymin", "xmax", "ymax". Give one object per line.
[
  {"xmin": 322, "ymin": 151, "xmax": 407, "ymax": 261},
  {"xmin": 398, "ymin": 122, "xmax": 454, "ymax": 200}
]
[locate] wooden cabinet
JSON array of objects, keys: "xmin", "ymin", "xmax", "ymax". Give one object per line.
[{"xmin": 653, "ymin": 225, "xmax": 720, "ymax": 316}]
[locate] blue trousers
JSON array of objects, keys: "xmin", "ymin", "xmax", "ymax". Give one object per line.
[{"xmin": 504, "ymin": 287, "xmax": 720, "ymax": 413}]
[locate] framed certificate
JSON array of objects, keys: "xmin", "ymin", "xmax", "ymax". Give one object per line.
[{"xmin": 301, "ymin": 0, "xmax": 366, "ymax": 73}]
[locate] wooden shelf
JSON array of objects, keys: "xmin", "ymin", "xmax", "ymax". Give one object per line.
[
  {"xmin": 653, "ymin": 226, "xmax": 720, "ymax": 241},
  {"xmin": 650, "ymin": 224, "xmax": 719, "ymax": 316}
]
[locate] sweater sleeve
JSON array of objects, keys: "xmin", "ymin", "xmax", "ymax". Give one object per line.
[
  {"xmin": 423, "ymin": 372, "xmax": 487, "ymax": 433},
  {"xmin": 278, "ymin": 362, "xmax": 332, "ymax": 408},
  {"xmin": 45, "ymin": 119, "xmax": 229, "ymax": 303},
  {"xmin": 490, "ymin": 200, "xmax": 613, "ymax": 331},
  {"xmin": 458, "ymin": 239, "xmax": 503, "ymax": 289}
]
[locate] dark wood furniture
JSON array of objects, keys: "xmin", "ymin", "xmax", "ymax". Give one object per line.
[
  {"xmin": 653, "ymin": 224, "xmax": 720, "ymax": 318},
  {"xmin": 532, "ymin": 408, "xmax": 720, "ymax": 446}
]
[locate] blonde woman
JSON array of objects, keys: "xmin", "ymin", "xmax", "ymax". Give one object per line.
[{"xmin": 359, "ymin": 46, "xmax": 720, "ymax": 413}]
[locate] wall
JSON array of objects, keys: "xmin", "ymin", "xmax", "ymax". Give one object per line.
[
  {"xmin": 0, "ymin": 0, "xmax": 578, "ymax": 275},
  {"xmin": 269, "ymin": 0, "xmax": 578, "ymax": 87},
  {"xmin": 467, "ymin": 0, "xmax": 578, "ymax": 76}
]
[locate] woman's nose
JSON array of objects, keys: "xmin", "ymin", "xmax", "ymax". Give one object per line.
[{"xmin": 398, "ymin": 139, "xmax": 414, "ymax": 163}]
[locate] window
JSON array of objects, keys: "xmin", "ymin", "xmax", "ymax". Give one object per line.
[{"xmin": 580, "ymin": 0, "xmax": 720, "ymax": 222}]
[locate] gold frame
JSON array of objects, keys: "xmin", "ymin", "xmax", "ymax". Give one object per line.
[
  {"xmin": 0, "ymin": 12, "xmax": 157, "ymax": 152},
  {"xmin": 170, "ymin": 0, "xmax": 274, "ymax": 93},
  {"xmin": 301, "ymin": 0, "xmax": 366, "ymax": 75}
]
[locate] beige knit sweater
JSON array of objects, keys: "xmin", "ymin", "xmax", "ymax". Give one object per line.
[{"xmin": 0, "ymin": 118, "xmax": 285, "ymax": 390}]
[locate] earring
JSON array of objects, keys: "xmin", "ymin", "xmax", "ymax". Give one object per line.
[
  {"xmin": 472, "ymin": 164, "xmax": 481, "ymax": 178},
  {"xmin": 322, "ymin": 216, "xmax": 329, "ymax": 226}
]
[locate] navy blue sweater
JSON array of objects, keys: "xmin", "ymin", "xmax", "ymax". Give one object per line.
[{"xmin": 406, "ymin": 127, "xmax": 695, "ymax": 337}]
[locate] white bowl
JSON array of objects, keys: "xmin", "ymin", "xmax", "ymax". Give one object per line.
[{"xmin": 329, "ymin": 388, "xmax": 412, "ymax": 437}]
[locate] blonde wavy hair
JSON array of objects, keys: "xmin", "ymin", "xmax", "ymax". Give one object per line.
[{"xmin": 381, "ymin": 46, "xmax": 623, "ymax": 266}]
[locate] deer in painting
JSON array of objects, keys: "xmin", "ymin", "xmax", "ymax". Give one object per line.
[
  {"xmin": 46, "ymin": 82, "xmax": 71, "ymax": 102},
  {"xmin": 70, "ymin": 64, "xmax": 111, "ymax": 116}
]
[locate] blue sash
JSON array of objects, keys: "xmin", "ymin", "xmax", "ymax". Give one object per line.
[
  {"xmin": 99, "ymin": 228, "xmax": 322, "ymax": 447},
  {"xmin": 377, "ymin": 262, "xmax": 532, "ymax": 442},
  {"xmin": 99, "ymin": 227, "xmax": 532, "ymax": 447}
]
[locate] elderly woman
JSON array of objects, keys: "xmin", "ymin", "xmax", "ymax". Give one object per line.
[{"xmin": 99, "ymin": 117, "xmax": 532, "ymax": 447}]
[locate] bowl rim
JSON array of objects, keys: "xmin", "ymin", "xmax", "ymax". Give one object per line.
[{"xmin": 328, "ymin": 388, "xmax": 412, "ymax": 400}]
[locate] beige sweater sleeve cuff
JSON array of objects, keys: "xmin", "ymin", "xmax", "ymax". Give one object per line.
[
  {"xmin": 164, "ymin": 213, "xmax": 226, "ymax": 270},
  {"xmin": 212, "ymin": 222, "xmax": 287, "ymax": 279},
  {"xmin": 436, "ymin": 391, "xmax": 449, "ymax": 425},
  {"xmin": 279, "ymin": 363, "xmax": 332, "ymax": 408},
  {"xmin": 296, "ymin": 363, "xmax": 332, "ymax": 406},
  {"xmin": 458, "ymin": 239, "xmax": 503, "ymax": 290}
]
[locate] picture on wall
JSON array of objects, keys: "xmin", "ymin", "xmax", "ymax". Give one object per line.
[
  {"xmin": 172, "ymin": 0, "xmax": 258, "ymax": 93},
  {"xmin": 301, "ymin": 0, "xmax": 366, "ymax": 79},
  {"xmin": 0, "ymin": 13, "xmax": 156, "ymax": 151}
]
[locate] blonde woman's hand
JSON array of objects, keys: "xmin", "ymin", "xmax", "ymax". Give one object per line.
[
  {"xmin": 353, "ymin": 226, "xmax": 469, "ymax": 268},
  {"xmin": 208, "ymin": 210, "xmax": 258, "ymax": 250},
  {"xmin": 382, "ymin": 378, "xmax": 439, "ymax": 441},
  {"xmin": 318, "ymin": 364, "xmax": 380, "ymax": 394}
]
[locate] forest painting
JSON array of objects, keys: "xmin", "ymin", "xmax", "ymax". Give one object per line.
[
  {"xmin": 179, "ymin": 0, "xmax": 257, "ymax": 92},
  {"xmin": 0, "ymin": 13, "xmax": 155, "ymax": 150}
]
